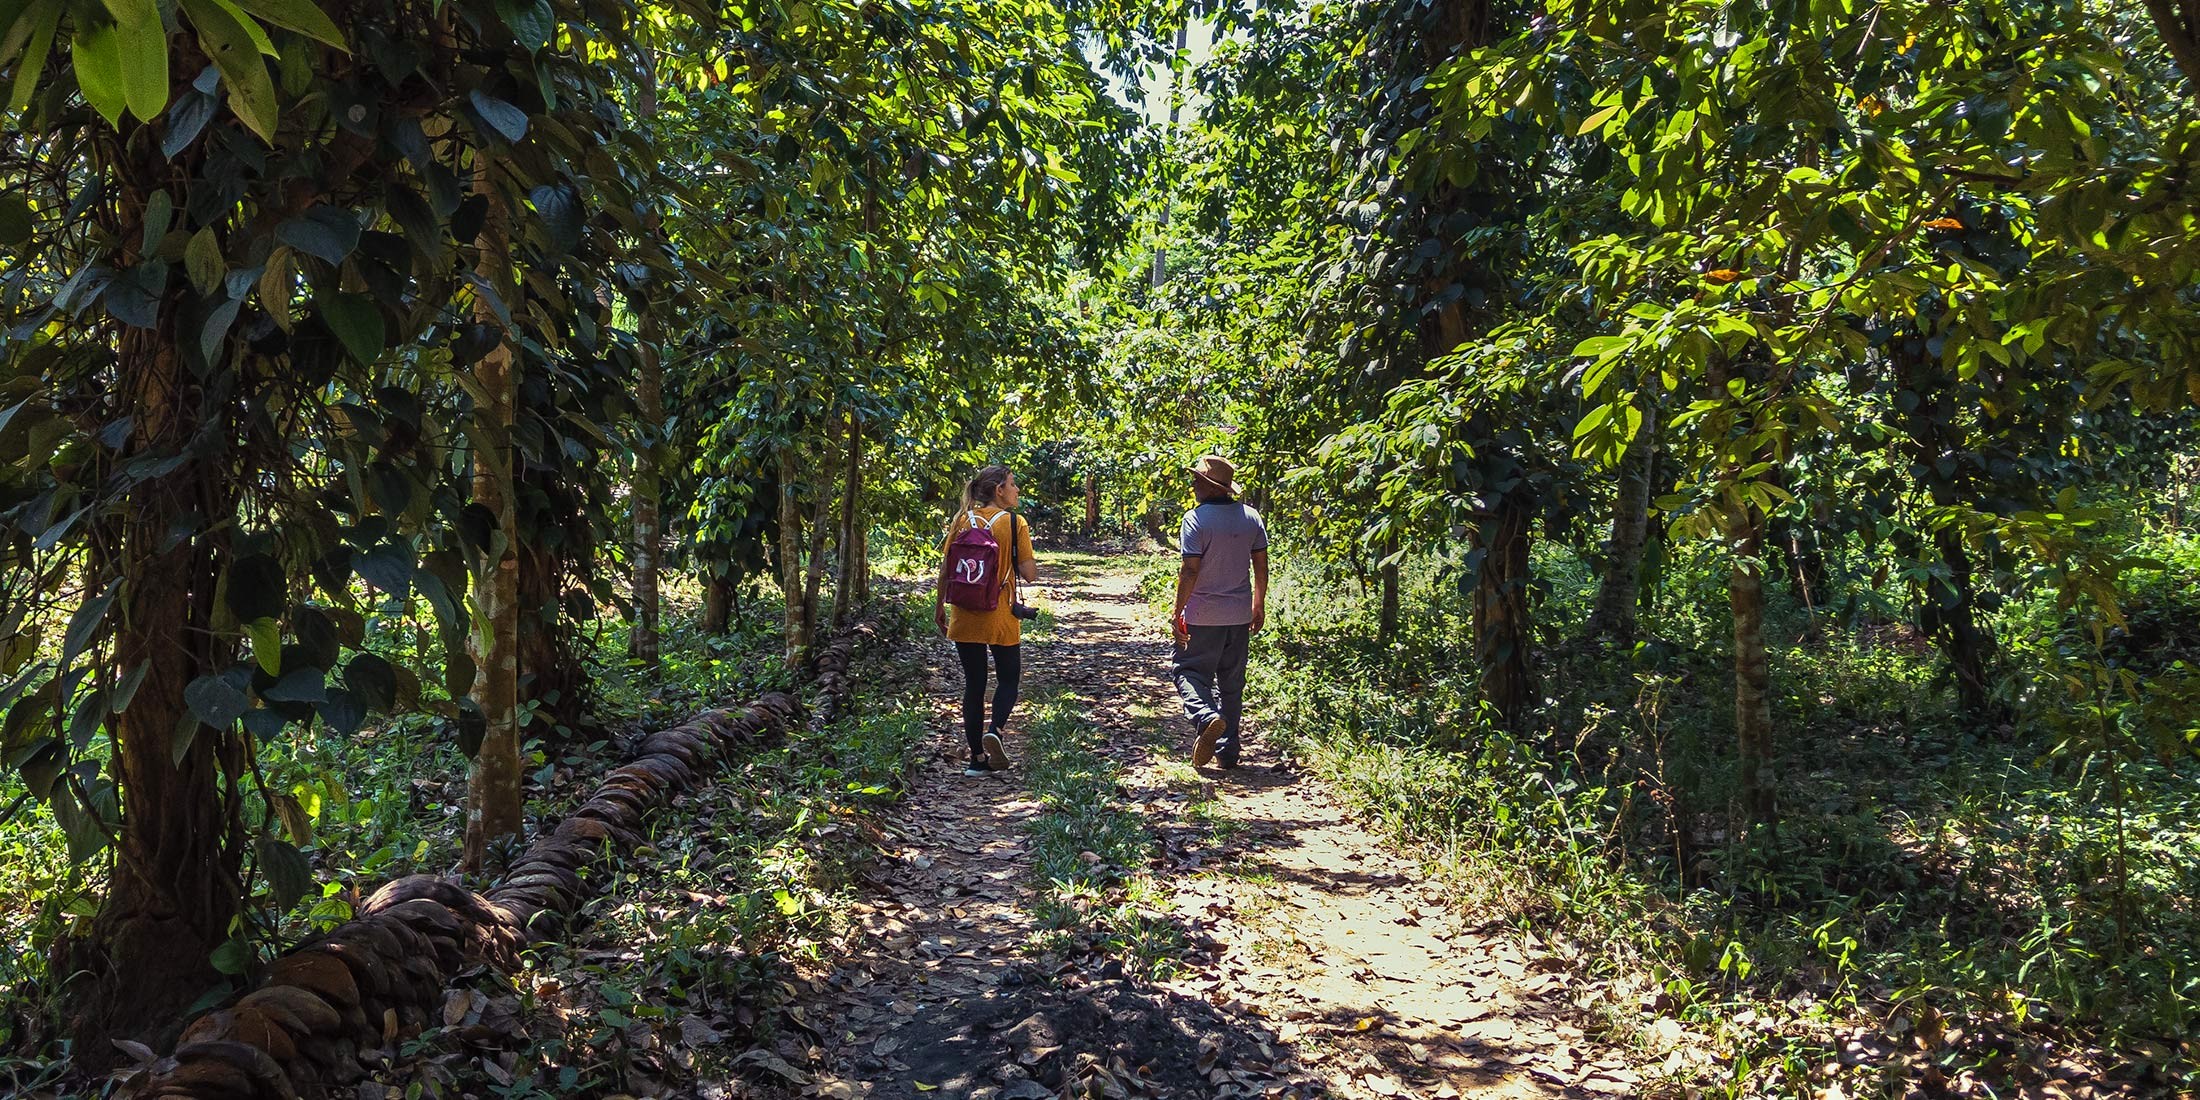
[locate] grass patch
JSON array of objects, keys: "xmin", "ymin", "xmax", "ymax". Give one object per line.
[{"xmin": 1018, "ymin": 694, "xmax": 1185, "ymax": 980}]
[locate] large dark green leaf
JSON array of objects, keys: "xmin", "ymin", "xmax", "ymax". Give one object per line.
[
  {"xmin": 180, "ymin": 0, "xmax": 279, "ymax": 142},
  {"xmin": 256, "ymin": 834, "xmax": 315, "ymax": 911},
  {"xmin": 319, "ymin": 290, "xmax": 385, "ymax": 364},
  {"xmin": 467, "ymin": 90, "xmax": 528, "ymax": 144},
  {"xmin": 343, "ymin": 652, "xmax": 395, "ymax": 709},
  {"xmin": 184, "ymin": 673, "xmax": 250, "ymax": 728},
  {"xmin": 530, "ymin": 183, "xmax": 582, "ymax": 255},
  {"xmin": 225, "ymin": 553, "xmax": 287, "ymax": 623},
  {"xmin": 277, "ymin": 207, "xmax": 361, "ymax": 265},
  {"xmin": 354, "ymin": 541, "xmax": 413, "ymax": 596},
  {"xmin": 261, "ymin": 665, "xmax": 326, "ymax": 703}
]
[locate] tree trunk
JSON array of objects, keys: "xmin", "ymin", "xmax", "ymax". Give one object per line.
[
  {"xmin": 1731, "ymin": 521, "xmax": 1776, "ymax": 829},
  {"xmin": 464, "ymin": 156, "xmax": 523, "ymax": 872},
  {"xmin": 1893, "ymin": 339, "xmax": 2002, "ymax": 718},
  {"xmin": 801, "ymin": 485, "xmax": 833, "ymax": 658},
  {"xmin": 1933, "ymin": 523, "xmax": 1998, "ymax": 716},
  {"xmin": 516, "ymin": 463, "xmax": 591, "ymax": 735},
  {"xmin": 1587, "ymin": 397, "xmax": 1657, "ymax": 646},
  {"xmin": 629, "ymin": 51, "xmax": 665, "ymax": 676},
  {"xmin": 1377, "ymin": 538, "xmax": 1401, "ymax": 644},
  {"xmin": 1475, "ymin": 482, "xmax": 1537, "ymax": 726},
  {"xmin": 65, "ymin": 330, "xmax": 242, "ymax": 1064},
  {"xmin": 830, "ymin": 414, "xmax": 864, "ymax": 627},
  {"xmin": 701, "ymin": 571, "xmax": 733, "ymax": 635},
  {"xmin": 777, "ymin": 446, "xmax": 806, "ymax": 670},
  {"xmin": 1084, "ymin": 471, "xmax": 1100, "ymax": 537}
]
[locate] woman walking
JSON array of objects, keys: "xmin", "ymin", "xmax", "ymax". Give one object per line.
[{"xmin": 934, "ymin": 465, "xmax": 1038, "ymax": 774}]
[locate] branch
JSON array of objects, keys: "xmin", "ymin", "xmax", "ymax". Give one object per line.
[{"xmin": 2143, "ymin": 0, "xmax": 2200, "ymax": 102}]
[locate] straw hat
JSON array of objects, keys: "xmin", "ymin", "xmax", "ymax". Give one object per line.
[{"xmin": 1190, "ymin": 454, "xmax": 1243, "ymax": 497}]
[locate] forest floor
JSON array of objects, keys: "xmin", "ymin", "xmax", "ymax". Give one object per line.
[{"xmin": 747, "ymin": 554, "xmax": 1635, "ymax": 1100}]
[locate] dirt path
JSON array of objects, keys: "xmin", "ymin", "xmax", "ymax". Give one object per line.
[{"xmin": 755, "ymin": 556, "xmax": 1634, "ymax": 1100}]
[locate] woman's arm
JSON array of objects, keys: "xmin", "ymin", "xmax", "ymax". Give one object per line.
[{"xmin": 1017, "ymin": 516, "xmax": 1038, "ymax": 581}]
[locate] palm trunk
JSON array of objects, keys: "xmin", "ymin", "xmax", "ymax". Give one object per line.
[
  {"xmin": 1588, "ymin": 398, "xmax": 1656, "ymax": 645},
  {"xmin": 463, "ymin": 155, "xmax": 523, "ymax": 872}
]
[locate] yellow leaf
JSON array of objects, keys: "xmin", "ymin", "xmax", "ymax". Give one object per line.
[
  {"xmin": 1353, "ymin": 1016, "xmax": 1380, "ymax": 1032},
  {"xmin": 915, "ymin": 1084, "xmax": 938, "ymax": 1092},
  {"xmin": 1576, "ymin": 102, "xmax": 1621, "ymax": 135}
]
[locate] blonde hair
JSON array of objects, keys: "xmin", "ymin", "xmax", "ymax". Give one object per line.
[{"xmin": 956, "ymin": 465, "xmax": 1013, "ymax": 517}]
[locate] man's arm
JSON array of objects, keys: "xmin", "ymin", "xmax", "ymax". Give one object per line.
[
  {"xmin": 1251, "ymin": 549, "xmax": 1269, "ymax": 634},
  {"xmin": 1172, "ymin": 555, "xmax": 1201, "ymax": 644}
]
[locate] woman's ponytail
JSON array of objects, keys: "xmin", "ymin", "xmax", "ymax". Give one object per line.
[{"xmin": 956, "ymin": 465, "xmax": 1013, "ymax": 518}]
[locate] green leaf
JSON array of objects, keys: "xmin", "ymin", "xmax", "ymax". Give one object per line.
[
  {"xmin": 185, "ymin": 227, "xmax": 225, "ymax": 295},
  {"xmin": 342, "ymin": 652, "xmax": 396, "ymax": 709},
  {"xmin": 111, "ymin": 659, "xmax": 149, "ymax": 714},
  {"xmin": 261, "ymin": 665, "xmax": 325, "ymax": 703},
  {"xmin": 0, "ymin": 192, "xmax": 32, "ymax": 245},
  {"xmin": 1577, "ymin": 102, "xmax": 1621, "ymax": 135},
  {"xmin": 114, "ymin": 0, "xmax": 168, "ymax": 121},
  {"xmin": 257, "ymin": 834, "xmax": 315, "ymax": 911},
  {"xmin": 185, "ymin": 673, "xmax": 249, "ymax": 728},
  {"xmin": 7, "ymin": 3, "xmax": 59, "ymax": 116},
  {"xmin": 225, "ymin": 553, "xmax": 286, "ymax": 622},
  {"xmin": 318, "ymin": 290, "xmax": 384, "ymax": 364},
  {"xmin": 276, "ymin": 206, "xmax": 359, "ymax": 264},
  {"xmin": 244, "ymin": 617, "xmax": 281, "ymax": 676},
  {"xmin": 494, "ymin": 0, "xmax": 553, "ymax": 51},
  {"xmin": 62, "ymin": 585, "xmax": 117, "ymax": 663},
  {"xmin": 72, "ymin": 21, "xmax": 128, "ymax": 128},
  {"xmin": 180, "ymin": 0, "xmax": 279, "ymax": 142},
  {"xmin": 467, "ymin": 89, "xmax": 527, "ymax": 144},
  {"xmin": 226, "ymin": 0, "xmax": 344, "ymax": 48},
  {"xmin": 209, "ymin": 937, "xmax": 251, "ymax": 975}
]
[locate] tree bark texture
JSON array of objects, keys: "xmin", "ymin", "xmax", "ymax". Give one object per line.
[
  {"xmin": 1730, "ymin": 526, "xmax": 1776, "ymax": 829},
  {"xmin": 701, "ymin": 573, "xmax": 734, "ymax": 635},
  {"xmin": 1084, "ymin": 472, "xmax": 1100, "ymax": 537},
  {"xmin": 464, "ymin": 158, "xmax": 523, "ymax": 871},
  {"xmin": 1587, "ymin": 398, "xmax": 1657, "ymax": 646},
  {"xmin": 65, "ymin": 328, "xmax": 244, "ymax": 1063},
  {"xmin": 1474, "ymin": 482, "xmax": 1537, "ymax": 726},
  {"xmin": 777, "ymin": 447, "xmax": 807, "ymax": 670},
  {"xmin": 516, "ymin": 461, "xmax": 592, "ymax": 736},
  {"xmin": 1893, "ymin": 339, "xmax": 2002, "ymax": 717},
  {"xmin": 628, "ymin": 52, "xmax": 665, "ymax": 675},
  {"xmin": 800, "ymin": 487, "xmax": 833, "ymax": 659},
  {"xmin": 830, "ymin": 414, "xmax": 864, "ymax": 627},
  {"xmin": 1377, "ymin": 541, "xmax": 1401, "ymax": 645}
]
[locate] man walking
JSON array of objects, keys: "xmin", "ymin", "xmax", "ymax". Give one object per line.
[{"xmin": 1170, "ymin": 454, "xmax": 1269, "ymax": 770}]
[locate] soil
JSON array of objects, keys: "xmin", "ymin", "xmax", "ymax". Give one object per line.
[{"xmin": 735, "ymin": 556, "xmax": 1632, "ymax": 1100}]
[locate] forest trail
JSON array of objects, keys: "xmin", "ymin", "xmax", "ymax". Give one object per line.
[{"xmin": 757, "ymin": 556, "xmax": 1634, "ymax": 1100}]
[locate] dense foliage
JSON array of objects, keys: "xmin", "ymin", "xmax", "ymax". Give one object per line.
[{"xmin": 2, "ymin": 0, "xmax": 2197, "ymax": 1091}]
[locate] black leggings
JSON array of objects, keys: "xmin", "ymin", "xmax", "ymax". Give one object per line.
[{"xmin": 955, "ymin": 642, "xmax": 1021, "ymax": 757}]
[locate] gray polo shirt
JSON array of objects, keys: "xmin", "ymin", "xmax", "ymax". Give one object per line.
[{"xmin": 1180, "ymin": 501, "xmax": 1268, "ymax": 626}]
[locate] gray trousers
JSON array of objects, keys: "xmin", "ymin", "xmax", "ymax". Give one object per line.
[{"xmin": 1173, "ymin": 624, "xmax": 1250, "ymax": 761}]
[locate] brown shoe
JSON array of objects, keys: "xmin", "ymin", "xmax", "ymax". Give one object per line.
[{"xmin": 1192, "ymin": 715, "xmax": 1225, "ymax": 768}]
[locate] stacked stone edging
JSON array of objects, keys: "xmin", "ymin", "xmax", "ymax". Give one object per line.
[{"xmin": 126, "ymin": 623, "xmax": 870, "ymax": 1098}]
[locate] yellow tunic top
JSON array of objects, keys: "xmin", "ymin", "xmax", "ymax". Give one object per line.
[{"xmin": 942, "ymin": 506, "xmax": 1035, "ymax": 647}]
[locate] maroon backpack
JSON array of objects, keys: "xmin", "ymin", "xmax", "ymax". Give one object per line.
[{"xmin": 941, "ymin": 510, "xmax": 1015, "ymax": 612}]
